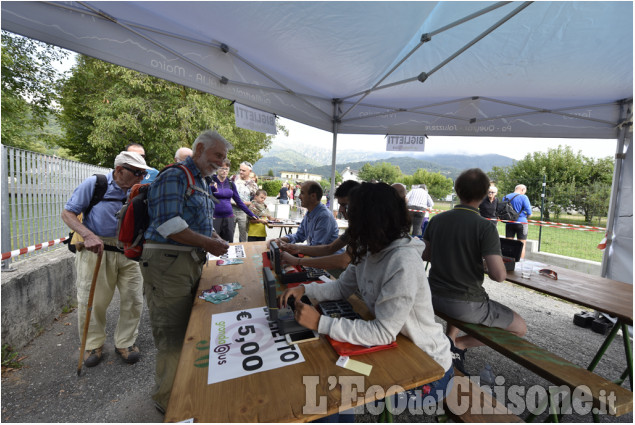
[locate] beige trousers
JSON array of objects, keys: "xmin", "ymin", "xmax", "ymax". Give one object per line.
[{"xmin": 75, "ymin": 237, "xmax": 143, "ymax": 350}]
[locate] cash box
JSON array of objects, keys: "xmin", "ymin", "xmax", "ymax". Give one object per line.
[{"xmin": 500, "ymin": 238, "xmax": 523, "ymax": 271}]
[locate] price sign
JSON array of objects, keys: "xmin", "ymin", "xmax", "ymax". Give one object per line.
[{"xmin": 208, "ymin": 307, "xmax": 305, "ymax": 384}]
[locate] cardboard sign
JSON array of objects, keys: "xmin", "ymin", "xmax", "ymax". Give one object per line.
[
  {"xmin": 234, "ymin": 103, "xmax": 277, "ymax": 134},
  {"xmin": 208, "ymin": 307, "xmax": 305, "ymax": 384},
  {"xmin": 385, "ymin": 134, "xmax": 426, "ymax": 152}
]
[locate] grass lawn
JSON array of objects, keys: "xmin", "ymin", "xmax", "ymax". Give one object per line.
[{"xmin": 432, "ymin": 202, "xmax": 605, "ymax": 262}]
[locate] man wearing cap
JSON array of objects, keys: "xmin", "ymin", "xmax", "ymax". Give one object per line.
[
  {"xmin": 231, "ymin": 161, "xmax": 258, "ymax": 242},
  {"xmin": 61, "ymin": 151, "xmax": 151, "ymax": 368}
]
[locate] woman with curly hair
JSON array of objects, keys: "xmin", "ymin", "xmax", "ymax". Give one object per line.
[{"xmin": 279, "ymin": 182, "xmax": 453, "ymax": 410}]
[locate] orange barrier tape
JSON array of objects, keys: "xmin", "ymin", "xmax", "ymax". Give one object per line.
[
  {"xmin": 407, "ymin": 209, "xmax": 606, "ymax": 232},
  {"xmin": 1, "ymin": 237, "xmax": 68, "ymax": 261}
]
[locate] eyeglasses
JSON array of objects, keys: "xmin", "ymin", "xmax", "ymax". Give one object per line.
[
  {"xmin": 488, "ymin": 191, "xmax": 497, "ymax": 194},
  {"xmin": 218, "ymin": 167, "xmax": 229, "ymax": 171},
  {"xmin": 539, "ymin": 269, "xmax": 558, "ymax": 280},
  {"xmin": 122, "ymin": 165, "xmax": 147, "ymax": 177}
]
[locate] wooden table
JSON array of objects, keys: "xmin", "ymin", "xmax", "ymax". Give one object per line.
[
  {"xmin": 506, "ymin": 262, "xmax": 633, "ymax": 324},
  {"xmin": 165, "ymin": 242, "xmax": 444, "ymax": 423},
  {"xmin": 506, "ymin": 261, "xmax": 633, "ymax": 393},
  {"xmin": 268, "ymin": 219, "xmax": 349, "ymax": 238}
]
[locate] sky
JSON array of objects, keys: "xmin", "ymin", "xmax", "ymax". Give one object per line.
[{"xmin": 273, "ymin": 118, "xmax": 616, "ymax": 161}]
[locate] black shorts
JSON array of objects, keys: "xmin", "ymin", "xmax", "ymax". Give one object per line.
[{"xmin": 506, "ymin": 222, "xmax": 528, "ymax": 240}]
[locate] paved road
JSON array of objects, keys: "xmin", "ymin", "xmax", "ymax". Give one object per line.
[{"xmin": 1, "ymin": 223, "xmax": 632, "ymax": 422}]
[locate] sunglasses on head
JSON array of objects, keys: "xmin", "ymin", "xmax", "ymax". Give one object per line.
[{"xmin": 122, "ymin": 165, "xmax": 147, "ymax": 177}]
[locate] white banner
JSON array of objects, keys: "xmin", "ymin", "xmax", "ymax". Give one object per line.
[
  {"xmin": 385, "ymin": 135, "xmax": 426, "ymax": 152},
  {"xmin": 208, "ymin": 307, "xmax": 305, "ymax": 384},
  {"xmin": 234, "ymin": 103, "xmax": 277, "ymax": 134}
]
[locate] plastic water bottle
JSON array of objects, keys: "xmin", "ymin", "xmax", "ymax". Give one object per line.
[{"xmin": 479, "ymin": 364, "xmax": 495, "ymax": 394}]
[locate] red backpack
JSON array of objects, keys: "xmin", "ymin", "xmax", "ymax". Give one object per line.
[{"xmin": 116, "ymin": 164, "xmax": 203, "ymax": 260}]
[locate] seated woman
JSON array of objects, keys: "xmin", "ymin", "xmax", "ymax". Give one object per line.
[
  {"xmin": 279, "ymin": 182, "xmax": 453, "ymax": 411},
  {"xmin": 211, "ymin": 159, "xmax": 257, "ymax": 242}
]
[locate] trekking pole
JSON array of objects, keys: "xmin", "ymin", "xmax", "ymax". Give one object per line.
[{"xmin": 77, "ymin": 248, "xmax": 103, "ymax": 376}]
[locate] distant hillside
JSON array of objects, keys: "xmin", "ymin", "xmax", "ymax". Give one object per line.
[
  {"xmin": 253, "ymin": 141, "xmax": 515, "ymax": 179},
  {"xmin": 308, "ymin": 157, "xmax": 461, "ymax": 179}
]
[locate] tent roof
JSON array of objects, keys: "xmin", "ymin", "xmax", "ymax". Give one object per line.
[{"xmin": 2, "ymin": 1, "xmax": 633, "ymax": 138}]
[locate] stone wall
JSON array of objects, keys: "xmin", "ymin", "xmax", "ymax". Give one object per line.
[{"xmin": 1, "ymin": 249, "xmax": 76, "ymax": 349}]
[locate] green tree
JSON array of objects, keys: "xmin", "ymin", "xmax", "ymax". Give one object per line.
[
  {"xmin": 357, "ymin": 162, "xmax": 401, "ymax": 183},
  {"xmin": 319, "ymin": 179, "xmax": 331, "ymax": 197},
  {"xmin": 334, "ymin": 170, "xmax": 343, "ymax": 185},
  {"xmin": 1, "ymin": 31, "xmax": 69, "ymax": 152},
  {"xmin": 409, "ymin": 168, "xmax": 453, "ymax": 199},
  {"xmin": 489, "ymin": 146, "xmax": 613, "ymax": 220},
  {"xmin": 261, "ymin": 179, "xmax": 283, "ymax": 197},
  {"xmin": 59, "ymin": 56, "xmax": 275, "ymax": 168},
  {"xmin": 267, "ymin": 169, "xmax": 275, "ymax": 177}
]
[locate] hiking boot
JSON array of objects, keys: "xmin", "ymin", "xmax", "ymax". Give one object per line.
[
  {"xmin": 447, "ymin": 337, "xmax": 467, "ymax": 375},
  {"xmin": 115, "ymin": 345, "xmax": 140, "ymax": 364},
  {"xmin": 83, "ymin": 346, "xmax": 103, "ymax": 367}
]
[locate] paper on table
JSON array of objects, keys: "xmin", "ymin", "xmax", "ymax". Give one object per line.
[
  {"xmin": 207, "ymin": 244, "xmax": 246, "ymax": 261},
  {"xmin": 336, "ymin": 355, "xmax": 372, "ymax": 376}
]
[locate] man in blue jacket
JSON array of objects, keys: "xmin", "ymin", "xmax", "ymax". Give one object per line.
[{"xmin": 503, "ymin": 184, "xmax": 532, "ymax": 258}]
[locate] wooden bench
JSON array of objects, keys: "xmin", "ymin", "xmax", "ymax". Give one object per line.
[
  {"xmin": 436, "ymin": 311, "xmax": 633, "ymax": 418},
  {"xmin": 443, "ymin": 368, "xmax": 524, "ymax": 422}
]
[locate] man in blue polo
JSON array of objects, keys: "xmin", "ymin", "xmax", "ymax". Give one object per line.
[
  {"xmin": 62, "ymin": 151, "xmax": 150, "ymax": 368},
  {"xmin": 269, "ymin": 180, "xmax": 341, "ymax": 252},
  {"xmin": 503, "ymin": 184, "xmax": 532, "ymax": 258}
]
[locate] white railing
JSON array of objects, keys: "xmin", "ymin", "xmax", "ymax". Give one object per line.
[{"xmin": 1, "ymin": 144, "xmax": 110, "ymax": 268}]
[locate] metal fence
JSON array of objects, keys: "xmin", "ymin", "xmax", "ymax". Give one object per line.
[{"xmin": 1, "ymin": 145, "xmax": 111, "ymax": 268}]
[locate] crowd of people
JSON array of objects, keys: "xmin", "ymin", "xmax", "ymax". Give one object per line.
[{"xmin": 63, "ymin": 129, "xmax": 532, "ymax": 416}]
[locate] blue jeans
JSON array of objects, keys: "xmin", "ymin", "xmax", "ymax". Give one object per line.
[
  {"xmin": 402, "ymin": 366, "xmax": 455, "ymax": 406},
  {"xmin": 365, "ymin": 366, "xmax": 454, "ymax": 413}
]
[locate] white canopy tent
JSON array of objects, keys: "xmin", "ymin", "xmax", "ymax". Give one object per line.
[{"xmin": 2, "ymin": 1, "xmax": 632, "ymax": 281}]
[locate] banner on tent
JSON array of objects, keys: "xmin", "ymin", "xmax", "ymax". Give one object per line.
[
  {"xmin": 385, "ymin": 135, "xmax": 426, "ymax": 152},
  {"xmin": 234, "ymin": 103, "xmax": 277, "ymax": 134}
]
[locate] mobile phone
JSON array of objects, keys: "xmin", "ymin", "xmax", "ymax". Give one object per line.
[{"xmin": 285, "ymin": 329, "xmax": 319, "ymax": 345}]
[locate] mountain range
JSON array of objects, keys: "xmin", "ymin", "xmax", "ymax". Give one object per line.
[{"xmin": 253, "ymin": 140, "xmax": 516, "ymax": 180}]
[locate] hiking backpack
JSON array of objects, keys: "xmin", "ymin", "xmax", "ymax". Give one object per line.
[
  {"xmin": 64, "ymin": 174, "xmax": 127, "ymax": 253},
  {"xmin": 116, "ymin": 163, "xmax": 211, "ymax": 260},
  {"xmin": 496, "ymin": 194, "xmax": 521, "ymax": 222}
]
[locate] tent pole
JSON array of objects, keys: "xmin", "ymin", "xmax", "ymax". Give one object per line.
[
  {"xmin": 329, "ymin": 100, "xmax": 340, "ymax": 214},
  {"xmin": 600, "ymin": 100, "xmax": 632, "ymax": 278}
]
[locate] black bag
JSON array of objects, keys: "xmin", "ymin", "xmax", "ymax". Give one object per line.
[{"xmin": 496, "ymin": 194, "xmax": 520, "ymax": 222}]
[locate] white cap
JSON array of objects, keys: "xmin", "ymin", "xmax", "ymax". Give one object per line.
[{"xmin": 114, "ymin": 151, "xmax": 150, "ymax": 169}]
